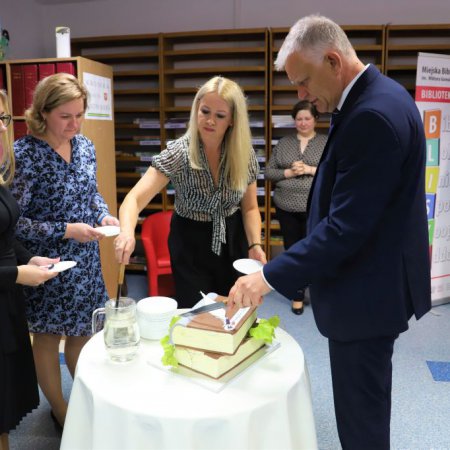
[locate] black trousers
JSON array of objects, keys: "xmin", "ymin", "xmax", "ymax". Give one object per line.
[
  {"xmin": 168, "ymin": 211, "xmax": 247, "ymax": 308},
  {"xmin": 328, "ymin": 334, "xmax": 398, "ymax": 450},
  {"xmin": 276, "ymin": 207, "xmax": 308, "ymax": 300}
]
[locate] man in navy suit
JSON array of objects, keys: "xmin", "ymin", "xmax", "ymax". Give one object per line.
[{"xmin": 228, "ymin": 15, "xmax": 431, "ymax": 449}]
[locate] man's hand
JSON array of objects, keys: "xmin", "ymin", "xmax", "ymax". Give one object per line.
[{"xmin": 226, "ymin": 271, "xmax": 272, "ymax": 317}]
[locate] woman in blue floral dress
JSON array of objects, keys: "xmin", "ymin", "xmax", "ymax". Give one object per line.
[{"xmin": 10, "ymin": 73, "xmax": 119, "ymax": 429}]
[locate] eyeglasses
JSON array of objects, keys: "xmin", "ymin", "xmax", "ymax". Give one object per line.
[{"xmin": 0, "ymin": 114, "xmax": 12, "ymax": 127}]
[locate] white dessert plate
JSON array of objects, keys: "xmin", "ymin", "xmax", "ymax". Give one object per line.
[
  {"xmin": 233, "ymin": 258, "xmax": 263, "ymax": 275},
  {"xmin": 96, "ymin": 225, "xmax": 120, "ymax": 237},
  {"xmin": 48, "ymin": 261, "xmax": 77, "ymax": 273}
]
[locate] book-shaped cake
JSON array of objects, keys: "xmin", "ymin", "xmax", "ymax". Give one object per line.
[
  {"xmin": 170, "ymin": 294, "xmax": 257, "ymax": 355},
  {"xmin": 161, "ymin": 294, "xmax": 280, "ymax": 381},
  {"xmin": 174, "ymin": 334, "xmax": 266, "ymax": 379}
]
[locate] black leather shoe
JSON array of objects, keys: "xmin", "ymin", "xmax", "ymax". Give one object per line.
[{"xmin": 291, "ymin": 305, "xmax": 304, "ymax": 315}]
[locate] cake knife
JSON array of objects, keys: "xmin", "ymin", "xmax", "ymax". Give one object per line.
[{"xmin": 179, "ymin": 292, "xmax": 228, "ymax": 317}]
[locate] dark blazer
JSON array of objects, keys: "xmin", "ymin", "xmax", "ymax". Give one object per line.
[{"xmin": 264, "ymin": 65, "xmax": 431, "ymax": 341}]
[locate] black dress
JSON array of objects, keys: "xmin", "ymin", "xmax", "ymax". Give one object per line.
[{"xmin": 0, "ymin": 185, "xmax": 39, "ymax": 433}]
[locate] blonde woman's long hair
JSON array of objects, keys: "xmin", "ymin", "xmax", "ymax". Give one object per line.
[
  {"xmin": 25, "ymin": 72, "xmax": 88, "ymax": 136},
  {"xmin": 0, "ymin": 90, "xmax": 15, "ymax": 185},
  {"xmin": 186, "ymin": 76, "xmax": 252, "ymax": 192}
]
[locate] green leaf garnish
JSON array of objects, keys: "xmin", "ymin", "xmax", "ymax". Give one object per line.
[
  {"xmin": 160, "ymin": 315, "xmax": 182, "ymax": 367},
  {"xmin": 249, "ymin": 315, "xmax": 280, "ymax": 344},
  {"xmin": 169, "ymin": 315, "xmax": 181, "ymax": 328}
]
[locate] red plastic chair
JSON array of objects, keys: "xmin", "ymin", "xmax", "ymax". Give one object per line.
[{"xmin": 141, "ymin": 210, "xmax": 174, "ymax": 296}]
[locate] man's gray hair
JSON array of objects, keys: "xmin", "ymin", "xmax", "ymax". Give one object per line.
[{"xmin": 275, "ymin": 14, "xmax": 356, "ymax": 70}]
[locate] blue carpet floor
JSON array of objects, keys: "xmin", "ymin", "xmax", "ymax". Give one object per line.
[
  {"xmin": 9, "ymin": 274, "xmax": 450, "ymax": 449},
  {"xmin": 426, "ymin": 361, "xmax": 450, "ymax": 382}
]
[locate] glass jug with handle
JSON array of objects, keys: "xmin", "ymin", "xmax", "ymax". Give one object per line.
[{"xmin": 92, "ymin": 297, "xmax": 140, "ymax": 362}]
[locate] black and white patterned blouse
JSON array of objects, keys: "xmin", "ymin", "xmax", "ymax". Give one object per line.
[
  {"xmin": 152, "ymin": 135, "xmax": 259, "ymax": 254},
  {"xmin": 265, "ymin": 133, "xmax": 327, "ymax": 212}
]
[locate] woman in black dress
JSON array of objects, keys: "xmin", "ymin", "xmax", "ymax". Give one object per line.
[{"xmin": 0, "ymin": 90, "xmax": 58, "ymax": 450}]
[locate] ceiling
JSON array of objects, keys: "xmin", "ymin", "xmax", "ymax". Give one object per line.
[{"xmin": 34, "ymin": 0, "xmax": 98, "ymax": 4}]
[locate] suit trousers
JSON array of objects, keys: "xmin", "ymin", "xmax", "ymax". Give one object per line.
[{"xmin": 328, "ymin": 334, "xmax": 398, "ymax": 450}]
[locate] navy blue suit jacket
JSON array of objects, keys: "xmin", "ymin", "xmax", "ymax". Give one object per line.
[{"xmin": 264, "ymin": 65, "xmax": 431, "ymax": 341}]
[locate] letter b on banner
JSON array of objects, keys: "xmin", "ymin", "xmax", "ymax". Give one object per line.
[{"xmin": 424, "ymin": 109, "xmax": 442, "ymax": 139}]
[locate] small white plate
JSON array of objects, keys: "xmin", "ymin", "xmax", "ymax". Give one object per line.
[
  {"xmin": 96, "ymin": 225, "xmax": 120, "ymax": 237},
  {"xmin": 48, "ymin": 261, "xmax": 77, "ymax": 273},
  {"xmin": 233, "ymin": 258, "xmax": 263, "ymax": 275}
]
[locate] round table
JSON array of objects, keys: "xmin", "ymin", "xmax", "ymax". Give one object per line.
[{"xmin": 60, "ymin": 327, "xmax": 317, "ymax": 450}]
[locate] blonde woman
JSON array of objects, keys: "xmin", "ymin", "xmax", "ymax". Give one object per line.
[
  {"xmin": 115, "ymin": 76, "xmax": 266, "ymax": 307},
  {"xmin": 10, "ymin": 74, "xmax": 118, "ymax": 429},
  {"xmin": 0, "ymin": 90, "xmax": 58, "ymax": 450}
]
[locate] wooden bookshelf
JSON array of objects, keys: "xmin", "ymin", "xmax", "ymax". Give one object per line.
[
  {"xmin": 4, "ymin": 56, "xmax": 118, "ymax": 296},
  {"xmin": 385, "ymin": 24, "xmax": 450, "ymax": 97},
  {"xmin": 71, "ymin": 22, "xmax": 449, "ymax": 266},
  {"xmin": 72, "ymin": 34, "xmax": 161, "ymax": 272}
]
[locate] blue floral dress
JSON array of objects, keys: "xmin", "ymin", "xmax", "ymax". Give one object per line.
[{"xmin": 10, "ymin": 135, "xmax": 110, "ymax": 336}]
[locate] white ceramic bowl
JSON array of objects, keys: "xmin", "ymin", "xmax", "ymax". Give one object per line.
[{"xmin": 137, "ymin": 296, "xmax": 178, "ymax": 340}]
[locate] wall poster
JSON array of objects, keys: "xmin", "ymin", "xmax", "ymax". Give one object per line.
[{"xmin": 415, "ymin": 52, "xmax": 450, "ymax": 305}]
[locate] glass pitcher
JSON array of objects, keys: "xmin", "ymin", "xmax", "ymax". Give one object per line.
[{"xmin": 92, "ymin": 297, "xmax": 140, "ymax": 362}]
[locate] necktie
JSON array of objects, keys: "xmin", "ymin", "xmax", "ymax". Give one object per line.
[{"xmin": 329, "ymin": 108, "xmax": 339, "ymax": 135}]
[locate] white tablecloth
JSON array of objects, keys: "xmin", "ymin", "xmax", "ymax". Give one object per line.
[{"xmin": 61, "ymin": 327, "xmax": 317, "ymax": 450}]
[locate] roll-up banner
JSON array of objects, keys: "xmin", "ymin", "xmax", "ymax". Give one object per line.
[{"xmin": 415, "ymin": 52, "xmax": 450, "ymax": 306}]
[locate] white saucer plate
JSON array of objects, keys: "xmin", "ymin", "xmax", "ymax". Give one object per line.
[
  {"xmin": 49, "ymin": 261, "xmax": 77, "ymax": 273},
  {"xmin": 96, "ymin": 225, "xmax": 120, "ymax": 237},
  {"xmin": 233, "ymin": 258, "xmax": 263, "ymax": 275}
]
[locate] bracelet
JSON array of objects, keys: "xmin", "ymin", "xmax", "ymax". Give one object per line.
[{"xmin": 248, "ymin": 243, "xmax": 263, "ymax": 250}]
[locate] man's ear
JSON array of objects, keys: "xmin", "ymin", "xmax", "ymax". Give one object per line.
[{"xmin": 325, "ymin": 52, "xmax": 342, "ymax": 73}]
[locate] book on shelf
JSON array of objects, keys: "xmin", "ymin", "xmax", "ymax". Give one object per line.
[
  {"xmin": 135, "ymin": 151, "xmax": 158, "ymax": 162},
  {"xmin": 132, "ymin": 135, "xmax": 160, "ymax": 140},
  {"xmin": 171, "ymin": 294, "xmax": 257, "ymax": 355},
  {"xmin": 249, "ymin": 119, "xmax": 264, "ymax": 127},
  {"xmin": 132, "ymin": 138, "xmax": 161, "ymax": 146},
  {"xmin": 129, "ymin": 256, "xmax": 147, "ymax": 265},
  {"xmin": 133, "ymin": 118, "xmax": 160, "ymax": 129},
  {"xmin": 252, "ymin": 137, "xmax": 266, "ymax": 145},
  {"xmin": 272, "ymin": 115, "xmax": 295, "ymax": 128},
  {"xmin": 13, "ymin": 121, "xmax": 28, "ymax": 140},
  {"xmin": 164, "ymin": 117, "xmax": 188, "ymax": 129},
  {"xmin": 56, "ymin": 62, "xmax": 76, "ymax": 75},
  {"xmin": 10, "ymin": 65, "xmax": 25, "ymax": 116},
  {"xmin": 38, "ymin": 63, "xmax": 56, "ymax": 80},
  {"xmin": 23, "ymin": 64, "xmax": 38, "ymax": 109}
]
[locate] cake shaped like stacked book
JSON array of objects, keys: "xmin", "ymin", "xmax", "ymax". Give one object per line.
[{"xmin": 162, "ymin": 294, "xmax": 277, "ymax": 380}]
